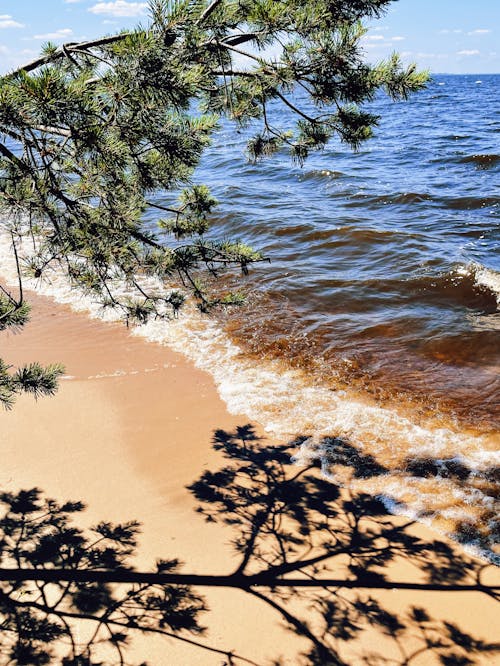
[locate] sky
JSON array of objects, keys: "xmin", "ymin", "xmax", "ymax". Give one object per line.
[{"xmin": 0, "ymin": 0, "xmax": 498, "ymax": 75}]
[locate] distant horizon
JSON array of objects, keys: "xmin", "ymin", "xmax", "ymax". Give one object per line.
[{"xmin": 431, "ymin": 72, "xmax": 500, "ymax": 75}]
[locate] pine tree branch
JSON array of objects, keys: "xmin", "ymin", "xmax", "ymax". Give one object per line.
[
  {"xmin": 211, "ymin": 69, "xmax": 261, "ymax": 77},
  {"xmin": 0, "ymin": 142, "xmax": 32, "ymax": 176},
  {"xmin": 217, "ymin": 40, "xmax": 268, "ymax": 67},
  {"xmin": 129, "ymin": 228, "xmax": 163, "ymax": 250},
  {"xmin": 197, "ymin": 0, "xmax": 225, "ymax": 25},
  {"xmin": 222, "ymin": 32, "xmax": 265, "ymax": 47},
  {"xmin": 10, "ymin": 232, "xmax": 23, "ymax": 305},
  {"xmin": 145, "ymin": 200, "xmax": 181, "ymax": 214},
  {"xmin": 34, "ymin": 126, "xmax": 72, "ymax": 138},
  {"xmin": 273, "ymin": 89, "xmax": 317, "ymax": 123},
  {"xmin": 7, "ymin": 34, "xmax": 132, "ymax": 76}
]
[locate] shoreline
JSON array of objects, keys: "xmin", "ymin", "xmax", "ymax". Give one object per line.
[
  {"xmin": 1, "ymin": 290, "xmax": 499, "ymax": 664},
  {"xmin": 0, "ymin": 231, "xmax": 497, "ymax": 560}
]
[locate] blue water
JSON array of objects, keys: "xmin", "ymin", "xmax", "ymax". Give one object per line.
[
  {"xmin": 3, "ymin": 72, "xmax": 497, "ymax": 558},
  {"xmin": 175, "ymin": 74, "xmax": 500, "ymax": 430}
]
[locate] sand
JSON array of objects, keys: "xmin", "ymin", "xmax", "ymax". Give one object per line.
[{"xmin": 1, "ymin": 291, "xmax": 499, "ymax": 665}]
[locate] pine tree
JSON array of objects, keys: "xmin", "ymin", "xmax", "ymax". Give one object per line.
[
  {"xmin": 0, "ymin": 9, "xmax": 496, "ymax": 665},
  {"xmin": 0, "ymin": 0, "xmax": 428, "ymax": 406},
  {"xmin": 0, "ymin": 240, "xmax": 63, "ymax": 408}
]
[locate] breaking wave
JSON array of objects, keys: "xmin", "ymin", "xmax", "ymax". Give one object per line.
[
  {"xmin": 344, "ymin": 191, "xmax": 500, "ymax": 210},
  {"xmin": 459, "ymin": 153, "xmax": 500, "ymax": 169},
  {"xmin": 1, "ymin": 75, "xmax": 499, "ymax": 561},
  {"xmin": 0, "ymin": 232, "xmax": 498, "ymax": 561}
]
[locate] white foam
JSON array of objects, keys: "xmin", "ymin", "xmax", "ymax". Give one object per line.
[
  {"xmin": 457, "ymin": 261, "xmax": 500, "ymax": 308},
  {"xmin": 474, "ymin": 264, "xmax": 500, "ymax": 307},
  {"xmin": 0, "ymin": 231, "xmax": 495, "ymax": 461},
  {"xmin": 1, "ymin": 231, "xmax": 498, "ymax": 556},
  {"xmin": 86, "ymin": 365, "xmax": 170, "ymax": 380}
]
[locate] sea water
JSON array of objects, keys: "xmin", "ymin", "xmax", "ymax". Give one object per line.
[{"xmin": 1, "ymin": 75, "xmax": 498, "ymax": 560}]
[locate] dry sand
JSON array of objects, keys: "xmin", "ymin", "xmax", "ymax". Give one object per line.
[{"xmin": 1, "ymin": 291, "xmax": 498, "ymax": 665}]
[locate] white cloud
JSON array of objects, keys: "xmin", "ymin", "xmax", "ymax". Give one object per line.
[
  {"xmin": 457, "ymin": 49, "xmax": 480, "ymax": 56},
  {"xmin": 467, "ymin": 29, "xmax": 491, "ymax": 35},
  {"xmin": 416, "ymin": 52, "xmax": 449, "ymax": 60},
  {"xmin": 33, "ymin": 28, "xmax": 74, "ymax": 40},
  {"xmin": 88, "ymin": 1, "xmax": 148, "ymax": 17},
  {"xmin": 360, "ymin": 35, "xmax": 389, "ymax": 49},
  {"xmin": 391, "ymin": 36, "xmax": 405, "ymax": 41},
  {"xmin": 439, "ymin": 29, "xmax": 463, "ymax": 34},
  {"xmin": 0, "ymin": 14, "xmax": 24, "ymax": 29},
  {"xmin": 0, "ymin": 47, "xmax": 39, "ymax": 71},
  {"xmin": 64, "ymin": 0, "xmax": 83, "ymax": 3}
]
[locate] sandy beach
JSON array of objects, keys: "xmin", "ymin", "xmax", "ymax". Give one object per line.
[{"xmin": 1, "ymin": 291, "xmax": 499, "ymax": 665}]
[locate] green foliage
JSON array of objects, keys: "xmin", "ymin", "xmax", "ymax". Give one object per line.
[
  {"xmin": 0, "ymin": 292, "xmax": 65, "ymax": 408},
  {"xmin": 0, "ymin": 0, "xmax": 427, "ymax": 325},
  {"xmin": 159, "ymin": 184, "xmax": 218, "ymax": 237},
  {"xmin": 0, "ymin": 1, "xmax": 427, "ymax": 401},
  {"xmin": 0, "ymin": 295, "xmax": 30, "ymax": 331},
  {"xmin": 0, "ymin": 361, "xmax": 64, "ymax": 409},
  {"xmin": 11, "ymin": 362, "xmax": 64, "ymax": 399}
]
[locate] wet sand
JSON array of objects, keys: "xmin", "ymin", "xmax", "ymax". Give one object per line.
[{"xmin": 1, "ymin": 291, "xmax": 499, "ymax": 665}]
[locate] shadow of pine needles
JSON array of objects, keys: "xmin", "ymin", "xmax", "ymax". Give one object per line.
[
  {"xmin": 188, "ymin": 425, "xmax": 500, "ymax": 666},
  {"xmin": 0, "ymin": 424, "xmax": 498, "ymax": 665}
]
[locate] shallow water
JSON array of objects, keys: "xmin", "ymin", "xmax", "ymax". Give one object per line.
[
  {"xmin": 170, "ymin": 74, "xmax": 500, "ymax": 559},
  {"xmin": 1, "ymin": 75, "xmax": 499, "ymax": 561},
  {"xmin": 185, "ymin": 74, "xmax": 500, "ymax": 433}
]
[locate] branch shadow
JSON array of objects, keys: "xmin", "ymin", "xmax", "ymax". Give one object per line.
[
  {"xmin": 188, "ymin": 425, "xmax": 500, "ymax": 666},
  {"xmin": 0, "ymin": 425, "xmax": 498, "ymax": 666},
  {"xmin": 310, "ymin": 434, "xmax": 499, "ymax": 558}
]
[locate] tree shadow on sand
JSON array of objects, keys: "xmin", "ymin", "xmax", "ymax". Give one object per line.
[
  {"xmin": 188, "ymin": 425, "xmax": 500, "ymax": 665},
  {"xmin": 305, "ymin": 434, "xmax": 500, "ymax": 557},
  {"xmin": 0, "ymin": 425, "xmax": 498, "ymax": 665}
]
